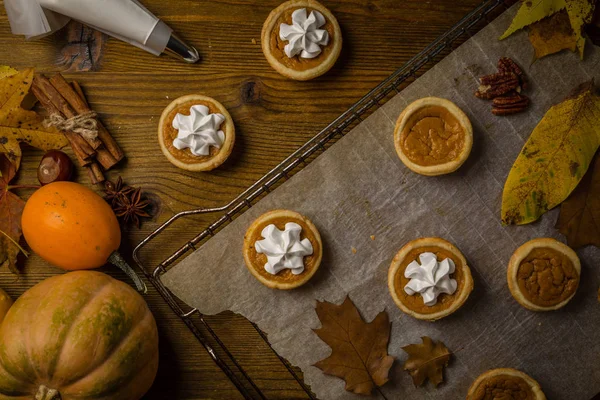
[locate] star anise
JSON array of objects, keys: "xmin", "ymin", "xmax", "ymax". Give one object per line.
[
  {"xmin": 104, "ymin": 176, "xmax": 134, "ymax": 206},
  {"xmin": 113, "ymin": 188, "xmax": 151, "ymax": 228},
  {"xmin": 104, "ymin": 177, "xmax": 152, "ymax": 228}
]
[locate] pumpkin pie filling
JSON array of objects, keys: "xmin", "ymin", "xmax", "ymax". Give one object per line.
[
  {"xmin": 516, "ymin": 246, "xmax": 579, "ymax": 308},
  {"xmin": 269, "ymin": 7, "xmax": 335, "ymax": 71},
  {"xmin": 393, "ymin": 245, "xmax": 466, "ymax": 315},
  {"xmin": 400, "ymin": 105, "xmax": 466, "ymax": 167},
  {"xmin": 245, "ymin": 216, "xmax": 321, "ymax": 284},
  {"xmin": 161, "ymin": 99, "xmax": 224, "ymax": 164},
  {"xmin": 470, "ymin": 374, "xmax": 536, "ymax": 400}
]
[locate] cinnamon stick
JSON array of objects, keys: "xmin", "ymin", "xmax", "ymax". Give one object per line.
[
  {"xmin": 52, "ymin": 74, "xmax": 124, "ymax": 163},
  {"xmin": 48, "ymin": 74, "xmax": 102, "ymax": 150},
  {"xmin": 33, "ymin": 76, "xmax": 77, "ymax": 118},
  {"xmin": 95, "ymin": 147, "xmax": 119, "ymax": 170},
  {"xmin": 86, "ymin": 162, "xmax": 105, "ymax": 185},
  {"xmin": 32, "ymin": 78, "xmax": 94, "ymax": 167},
  {"xmin": 64, "ymin": 131, "xmax": 94, "ymax": 167},
  {"xmin": 71, "ymin": 82, "xmax": 87, "ymax": 107}
]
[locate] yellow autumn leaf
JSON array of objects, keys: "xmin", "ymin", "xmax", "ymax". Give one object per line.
[
  {"xmin": 502, "ymin": 81, "xmax": 600, "ymax": 225},
  {"xmin": 500, "ymin": 0, "xmax": 595, "ymax": 59},
  {"xmin": 0, "ymin": 67, "xmax": 17, "ymax": 81},
  {"xmin": 0, "ymin": 68, "xmax": 68, "ymax": 169}
]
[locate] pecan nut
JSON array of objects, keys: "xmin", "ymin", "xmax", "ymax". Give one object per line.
[
  {"xmin": 475, "ymin": 73, "xmax": 520, "ymax": 99},
  {"xmin": 491, "ymin": 92, "xmax": 530, "ymax": 115},
  {"xmin": 498, "ymin": 57, "xmax": 527, "ymax": 89}
]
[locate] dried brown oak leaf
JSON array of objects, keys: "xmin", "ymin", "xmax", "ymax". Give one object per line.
[
  {"xmin": 0, "ymin": 154, "xmax": 25, "ymax": 274},
  {"xmin": 402, "ymin": 336, "xmax": 451, "ymax": 387},
  {"xmin": 556, "ymin": 151, "xmax": 600, "ymax": 248},
  {"xmin": 0, "ymin": 68, "xmax": 69, "ymax": 169},
  {"xmin": 313, "ymin": 296, "xmax": 394, "ymax": 395}
]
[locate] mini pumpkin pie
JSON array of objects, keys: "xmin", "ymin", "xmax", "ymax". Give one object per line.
[
  {"xmin": 388, "ymin": 237, "xmax": 474, "ymax": 321},
  {"xmin": 507, "ymin": 238, "xmax": 580, "ymax": 311},
  {"xmin": 243, "ymin": 209, "xmax": 323, "ymax": 290},
  {"xmin": 394, "ymin": 97, "xmax": 473, "ymax": 176},
  {"xmin": 158, "ymin": 94, "xmax": 235, "ymax": 171},
  {"xmin": 261, "ymin": 0, "xmax": 342, "ymax": 81},
  {"xmin": 466, "ymin": 368, "xmax": 546, "ymax": 400}
]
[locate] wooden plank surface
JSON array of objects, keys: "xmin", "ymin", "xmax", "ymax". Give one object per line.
[{"xmin": 0, "ymin": 1, "xmax": 508, "ymax": 399}]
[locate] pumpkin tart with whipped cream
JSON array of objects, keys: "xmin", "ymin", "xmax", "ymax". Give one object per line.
[
  {"xmin": 262, "ymin": 0, "xmax": 342, "ymax": 80},
  {"xmin": 388, "ymin": 237, "xmax": 474, "ymax": 321},
  {"xmin": 467, "ymin": 368, "xmax": 546, "ymax": 400},
  {"xmin": 243, "ymin": 209, "xmax": 323, "ymax": 290},
  {"xmin": 394, "ymin": 97, "xmax": 473, "ymax": 176},
  {"xmin": 507, "ymin": 238, "xmax": 580, "ymax": 311},
  {"xmin": 158, "ymin": 94, "xmax": 235, "ymax": 171}
]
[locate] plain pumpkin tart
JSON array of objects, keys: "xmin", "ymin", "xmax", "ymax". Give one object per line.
[
  {"xmin": 507, "ymin": 238, "xmax": 580, "ymax": 311},
  {"xmin": 394, "ymin": 97, "xmax": 473, "ymax": 176},
  {"xmin": 466, "ymin": 368, "xmax": 546, "ymax": 400}
]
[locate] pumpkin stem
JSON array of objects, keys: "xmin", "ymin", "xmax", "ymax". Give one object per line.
[
  {"xmin": 35, "ymin": 385, "xmax": 61, "ymax": 400},
  {"xmin": 108, "ymin": 251, "xmax": 148, "ymax": 294}
]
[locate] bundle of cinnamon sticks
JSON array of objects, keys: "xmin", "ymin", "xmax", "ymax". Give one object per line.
[{"xmin": 31, "ymin": 73, "xmax": 124, "ymax": 184}]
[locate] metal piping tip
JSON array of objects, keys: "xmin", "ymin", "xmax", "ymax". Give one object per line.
[{"xmin": 164, "ymin": 33, "xmax": 200, "ymax": 63}]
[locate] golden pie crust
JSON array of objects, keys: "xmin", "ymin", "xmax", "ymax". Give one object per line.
[
  {"xmin": 261, "ymin": 0, "xmax": 342, "ymax": 81},
  {"xmin": 507, "ymin": 238, "xmax": 580, "ymax": 311},
  {"xmin": 466, "ymin": 368, "xmax": 546, "ymax": 400},
  {"xmin": 158, "ymin": 94, "xmax": 235, "ymax": 171},
  {"xmin": 394, "ymin": 97, "xmax": 473, "ymax": 176},
  {"xmin": 387, "ymin": 237, "xmax": 474, "ymax": 321},
  {"xmin": 243, "ymin": 209, "xmax": 323, "ymax": 290}
]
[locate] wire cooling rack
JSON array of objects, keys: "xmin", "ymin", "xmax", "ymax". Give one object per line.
[{"xmin": 133, "ymin": 1, "xmax": 514, "ymax": 398}]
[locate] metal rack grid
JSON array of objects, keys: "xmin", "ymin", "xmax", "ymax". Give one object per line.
[{"xmin": 133, "ymin": 1, "xmax": 514, "ymax": 398}]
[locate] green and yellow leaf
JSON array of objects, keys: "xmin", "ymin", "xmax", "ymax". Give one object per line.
[
  {"xmin": 500, "ymin": 0, "xmax": 567, "ymax": 40},
  {"xmin": 502, "ymin": 81, "xmax": 600, "ymax": 225},
  {"xmin": 501, "ymin": 0, "xmax": 595, "ymax": 59}
]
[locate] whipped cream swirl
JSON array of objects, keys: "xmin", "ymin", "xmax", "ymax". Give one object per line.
[
  {"xmin": 172, "ymin": 105, "xmax": 225, "ymax": 156},
  {"xmin": 404, "ymin": 252, "xmax": 457, "ymax": 306},
  {"xmin": 255, "ymin": 223, "xmax": 313, "ymax": 275},
  {"xmin": 279, "ymin": 8, "xmax": 330, "ymax": 59}
]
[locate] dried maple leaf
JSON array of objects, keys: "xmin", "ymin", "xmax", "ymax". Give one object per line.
[
  {"xmin": 556, "ymin": 151, "xmax": 600, "ymax": 248},
  {"xmin": 313, "ymin": 296, "xmax": 394, "ymax": 395},
  {"xmin": 0, "ymin": 154, "xmax": 25, "ymax": 274},
  {"xmin": 500, "ymin": 0, "xmax": 596, "ymax": 59},
  {"xmin": 502, "ymin": 81, "xmax": 600, "ymax": 225},
  {"xmin": 0, "ymin": 68, "xmax": 69, "ymax": 168},
  {"xmin": 402, "ymin": 337, "xmax": 451, "ymax": 387},
  {"xmin": 528, "ymin": 10, "xmax": 578, "ymax": 60}
]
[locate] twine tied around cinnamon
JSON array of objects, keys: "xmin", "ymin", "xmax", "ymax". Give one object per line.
[{"xmin": 44, "ymin": 111, "xmax": 99, "ymax": 141}]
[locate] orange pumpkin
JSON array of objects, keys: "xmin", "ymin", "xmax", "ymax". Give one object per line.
[
  {"xmin": 0, "ymin": 271, "xmax": 159, "ymax": 400},
  {"xmin": 0, "ymin": 289, "xmax": 11, "ymax": 326},
  {"xmin": 21, "ymin": 181, "xmax": 121, "ymax": 270}
]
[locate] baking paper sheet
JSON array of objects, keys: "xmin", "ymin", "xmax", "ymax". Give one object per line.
[{"xmin": 162, "ymin": 5, "xmax": 600, "ymax": 399}]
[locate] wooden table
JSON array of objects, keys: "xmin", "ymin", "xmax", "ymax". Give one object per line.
[{"xmin": 0, "ymin": 1, "xmax": 531, "ymax": 398}]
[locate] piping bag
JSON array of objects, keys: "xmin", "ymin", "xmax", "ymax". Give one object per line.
[{"xmin": 3, "ymin": 0, "xmax": 200, "ymax": 63}]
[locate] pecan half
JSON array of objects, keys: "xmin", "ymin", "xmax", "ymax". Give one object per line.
[
  {"xmin": 491, "ymin": 92, "xmax": 530, "ymax": 115},
  {"xmin": 498, "ymin": 57, "xmax": 528, "ymax": 89},
  {"xmin": 475, "ymin": 73, "xmax": 520, "ymax": 99}
]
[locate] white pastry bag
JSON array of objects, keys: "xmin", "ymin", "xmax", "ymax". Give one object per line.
[{"xmin": 3, "ymin": 0, "xmax": 199, "ymax": 63}]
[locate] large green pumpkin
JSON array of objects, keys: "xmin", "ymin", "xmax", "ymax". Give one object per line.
[{"xmin": 0, "ymin": 271, "xmax": 159, "ymax": 400}]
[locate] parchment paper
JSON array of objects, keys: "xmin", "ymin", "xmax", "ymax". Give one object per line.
[{"xmin": 162, "ymin": 5, "xmax": 600, "ymax": 399}]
